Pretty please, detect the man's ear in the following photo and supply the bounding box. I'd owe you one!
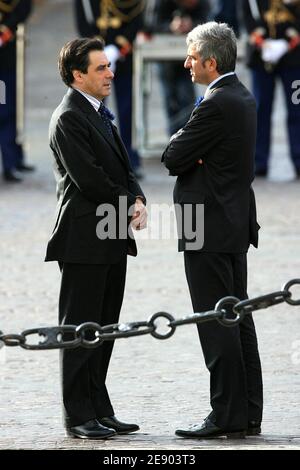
[208,57,217,72]
[72,69,83,83]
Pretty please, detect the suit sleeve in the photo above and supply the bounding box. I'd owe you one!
[51,110,140,207]
[162,99,225,175]
[127,169,146,205]
[112,124,146,205]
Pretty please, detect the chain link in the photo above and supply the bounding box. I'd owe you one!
[0,278,299,351]
[283,279,300,305]
[0,334,25,347]
[21,326,82,350]
[233,291,290,316]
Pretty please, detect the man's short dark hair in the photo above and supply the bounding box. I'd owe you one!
[58,37,105,86]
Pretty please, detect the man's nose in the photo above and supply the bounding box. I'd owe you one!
[184,58,190,68]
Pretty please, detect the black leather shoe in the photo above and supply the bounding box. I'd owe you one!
[66,418,116,439]
[247,420,261,436]
[175,418,246,439]
[16,163,35,172]
[97,415,139,434]
[3,170,23,182]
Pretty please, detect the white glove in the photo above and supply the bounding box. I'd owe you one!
[104,44,121,73]
[261,39,289,64]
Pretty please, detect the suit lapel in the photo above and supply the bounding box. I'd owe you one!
[67,88,128,168]
[88,112,129,169]
[190,75,239,119]
[112,125,131,166]
[87,111,120,154]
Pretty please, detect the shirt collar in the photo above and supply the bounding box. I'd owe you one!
[204,72,235,98]
[72,87,101,112]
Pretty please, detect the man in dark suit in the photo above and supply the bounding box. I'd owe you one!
[74,0,146,177]
[162,21,263,439]
[46,37,146,439]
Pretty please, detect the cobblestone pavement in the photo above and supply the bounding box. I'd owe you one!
[0,0,299,450]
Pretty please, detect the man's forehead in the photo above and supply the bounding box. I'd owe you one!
[187,44,198,57]
[88,50,108,65]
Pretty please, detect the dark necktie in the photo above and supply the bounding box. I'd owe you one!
[98,102,115,137]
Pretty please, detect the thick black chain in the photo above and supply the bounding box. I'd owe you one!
[0,279,299,351]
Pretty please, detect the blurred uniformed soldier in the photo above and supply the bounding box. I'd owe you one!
[74,0,146,177]
[151,0,210,136]
[213,0,240,36]
[0,0,34,182]
[243,0,300,177]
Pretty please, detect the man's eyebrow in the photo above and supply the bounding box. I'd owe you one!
[96,62,111,70]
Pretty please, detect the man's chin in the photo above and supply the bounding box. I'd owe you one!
[97,91,111,100]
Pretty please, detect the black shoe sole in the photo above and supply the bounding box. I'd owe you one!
[225,431,246,439]
[175,430,246,439]
[66,430,116,439]
[115,428,139,435]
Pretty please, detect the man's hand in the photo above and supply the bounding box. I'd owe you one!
[131,198,147,231]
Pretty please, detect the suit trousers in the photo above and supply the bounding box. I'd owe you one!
[58,257,127,428]
[184,251,263,430]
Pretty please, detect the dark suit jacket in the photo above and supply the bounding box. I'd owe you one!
[45,88,145,264]
[162,74,260,253]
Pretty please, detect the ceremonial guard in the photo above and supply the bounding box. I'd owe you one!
[213,0,240,36]
[0,0,33,182]
[151,0,210,136]
[243,0,300,177]
[74,0,146,177]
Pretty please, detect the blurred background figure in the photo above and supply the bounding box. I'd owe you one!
[150,0,210,136]
[0,0,34,183]
[212,0,241,36]
[243,0,300,178]
[74,0,146,179]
